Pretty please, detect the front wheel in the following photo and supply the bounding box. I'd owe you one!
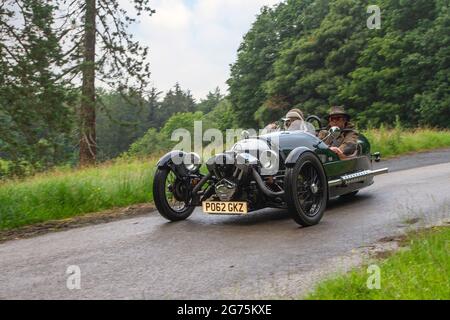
[153,168,195,221]
[284,152,328,226]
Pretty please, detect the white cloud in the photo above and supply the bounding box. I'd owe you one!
[120,0,280,101]
[149,0,193,30]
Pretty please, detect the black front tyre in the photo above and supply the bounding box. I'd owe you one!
[153,168,195,221]
[284,152,328,226]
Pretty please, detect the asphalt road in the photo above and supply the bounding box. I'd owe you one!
[0,149,449,299]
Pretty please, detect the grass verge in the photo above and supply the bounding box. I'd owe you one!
[306,226,450,300]
[0,157,157,230]
[363,127,450,158]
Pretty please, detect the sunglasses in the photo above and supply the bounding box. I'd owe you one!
[329,116,346,122]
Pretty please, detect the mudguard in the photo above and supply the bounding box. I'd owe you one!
[156,150,186,169]
[284,147,318,168]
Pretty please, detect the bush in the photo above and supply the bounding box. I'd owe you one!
[204,99,237,132]
[0,159,11,179]
[129,111,219,157]
[0,159,36,179]
[128,128,171,157]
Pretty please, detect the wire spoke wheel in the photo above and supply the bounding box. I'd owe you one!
[296,161,323,217]
[285,152,328,226]
[165,171,188,212]
[153,168,195,222]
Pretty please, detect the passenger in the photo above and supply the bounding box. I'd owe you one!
[318,106,359,160]
[264,108,304,132]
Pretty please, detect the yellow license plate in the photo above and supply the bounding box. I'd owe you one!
[202,201,248,215]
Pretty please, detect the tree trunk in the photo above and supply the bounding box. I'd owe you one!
[79,0,96,166]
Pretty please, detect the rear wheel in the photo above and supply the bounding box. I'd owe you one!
[285,153,328,226]
[153,168,195,221]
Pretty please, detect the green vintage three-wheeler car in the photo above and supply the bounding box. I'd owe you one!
[153,117,388,226]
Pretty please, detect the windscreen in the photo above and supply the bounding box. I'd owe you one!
[285,119,316,135]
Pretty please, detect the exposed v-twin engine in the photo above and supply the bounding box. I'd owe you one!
[215,178,237,201]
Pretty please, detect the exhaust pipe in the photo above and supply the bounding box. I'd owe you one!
[251,168,285,198]
[328,168,388,188]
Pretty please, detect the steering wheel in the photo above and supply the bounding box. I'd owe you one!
[305,115,324,132]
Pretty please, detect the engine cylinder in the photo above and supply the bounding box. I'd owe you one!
[215,179,237,201]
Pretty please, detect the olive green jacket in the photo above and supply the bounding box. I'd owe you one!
[318,122,359,156]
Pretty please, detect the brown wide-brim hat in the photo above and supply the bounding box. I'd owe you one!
[328,106,350,120]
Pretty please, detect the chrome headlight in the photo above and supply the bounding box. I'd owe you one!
[259,150,279,175]
[232,139,271,154]
[183,152,201,172]
[236,153,258,165]
[235,152,258,171]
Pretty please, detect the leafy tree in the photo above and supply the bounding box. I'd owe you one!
[128,128,169,157]
[227,6,280,129]
[96,91,152,160]
[155,83,196,128]
[204,99,237,132]
[338,0,449,127]
[129,111,205,157]
[0,0,74,173]
[227,0,330,128]
[266,0,369,117]
[54,0,155,166]
[197,87,223,114]
[160,111,204,139]
[146,87,163,129]
[228,0,450,129]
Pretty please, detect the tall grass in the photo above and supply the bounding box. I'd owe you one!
[306,227,450,299]
[363,126,450,158]
[0,157,157,230]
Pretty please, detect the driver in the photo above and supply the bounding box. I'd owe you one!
[318,106,359,160]
[264,108,304,132]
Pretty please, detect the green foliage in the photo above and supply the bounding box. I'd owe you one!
[339,0,449,127]
[128,128,171,157]
[96,91,155,160]
[228,0,450,129]
[197,87,223,114]
[128,98,239,158]
[96,83,202,161]
[0,159,12,179]
[203,99,237,132]
[268,0,369,117]
[227,6,284,128]
[306,227,450,299]
[128,97,239,157]
[0,158,37,179]
[0,157,157,230]
[160,111,204,138]
[155,83,197,129]
[364,127,450,158]
[128,111,205,157]
[0,0,75,169]
[64,0,155,165]
[227,0,330,128]
[253,96,291,128]
[145,87,163,129]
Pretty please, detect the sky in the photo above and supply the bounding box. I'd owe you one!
[120,0,281,101]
